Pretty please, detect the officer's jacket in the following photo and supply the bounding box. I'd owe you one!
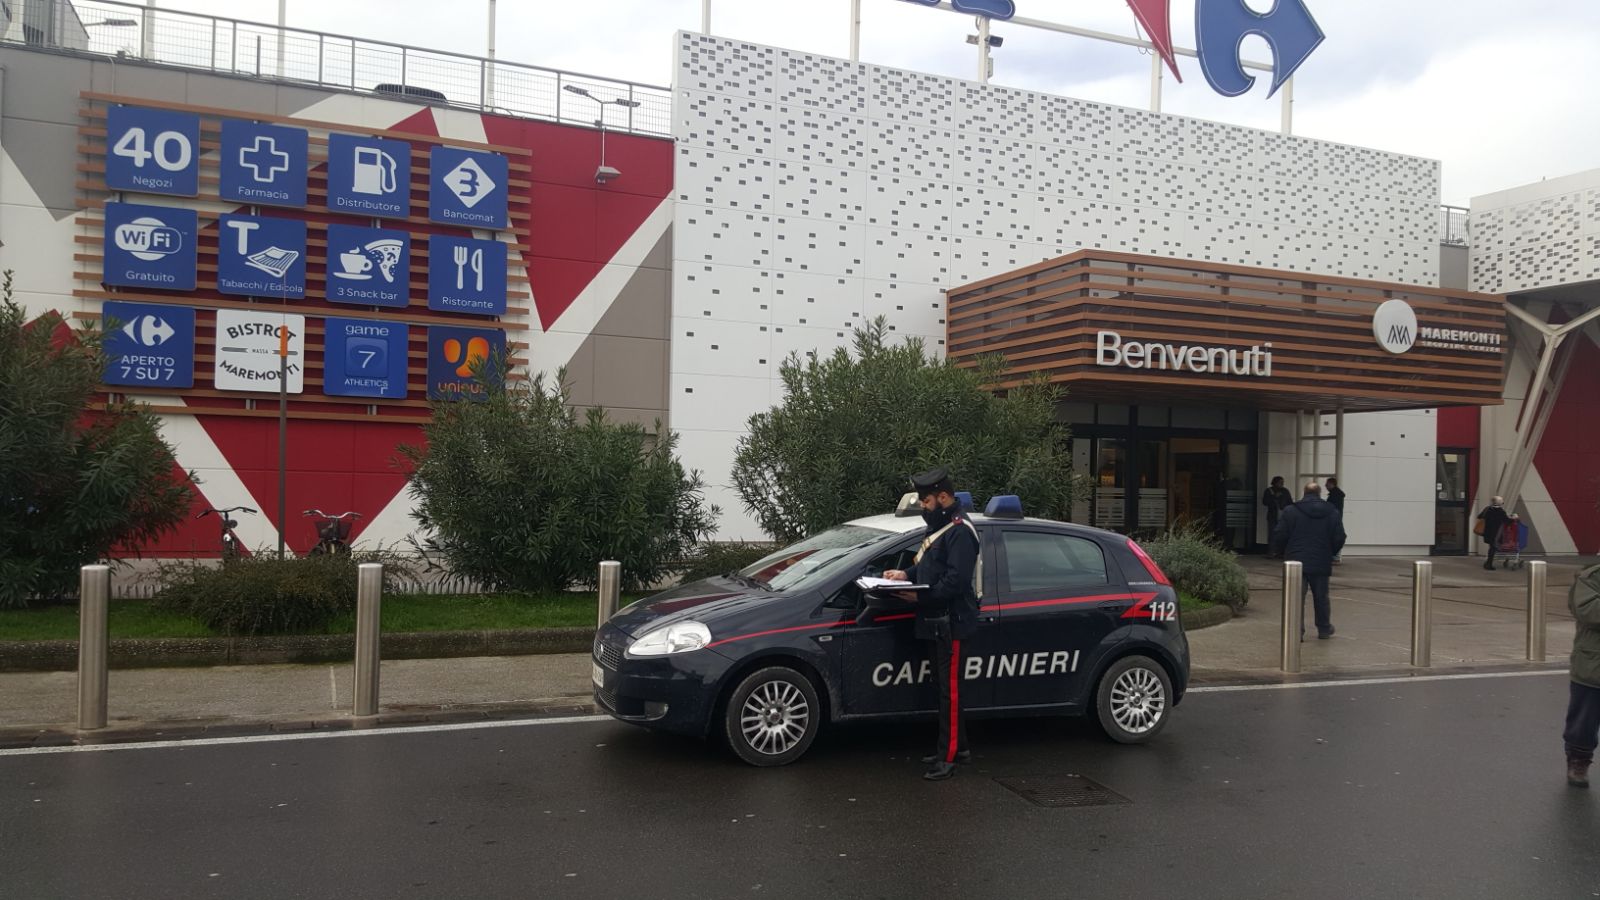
[905,505,981,639]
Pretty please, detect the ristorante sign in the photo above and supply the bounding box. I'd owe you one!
[901,0,1325,98]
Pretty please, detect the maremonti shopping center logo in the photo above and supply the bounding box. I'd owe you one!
[1372,299,1504,356]
[903,0,1326,98]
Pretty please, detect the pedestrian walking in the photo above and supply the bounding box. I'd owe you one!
[1564,564,1600,788]
[1326,477,1346,563]
[1270,480,1347,640]
[882,467,981,781]
[1262,476,1293,556]
[1475,496,1511,571]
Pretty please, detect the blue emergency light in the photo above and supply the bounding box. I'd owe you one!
[984,495,1024,519]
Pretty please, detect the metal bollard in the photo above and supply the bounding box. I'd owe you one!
[77,565,111,731]
[1280,560,1303,674]
[1526,560,1547,662]
[353,563,383,717]
[1410,560,1432,668]
[597,561,622,627]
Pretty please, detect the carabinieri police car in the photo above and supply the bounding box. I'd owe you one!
[593,494,1190,766]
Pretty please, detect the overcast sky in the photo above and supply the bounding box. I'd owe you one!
[133,0,1599,205]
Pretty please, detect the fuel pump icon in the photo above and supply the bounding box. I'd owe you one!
[352,146,398,196]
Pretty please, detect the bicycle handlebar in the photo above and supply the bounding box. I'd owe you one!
[302,509,363,520]
[197,506,257,518]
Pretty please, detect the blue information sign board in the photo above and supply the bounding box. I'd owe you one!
[427,326,505,401]
[102,202,197,291]
[220,120,309,208]
[325,224,411,308]
[105,105,200,197]
[427,236,507,316]
[326,134,412,218]
[216,214,307,298]
[428,146,510,230]
[101,301,195,389]
[323,317,409,399]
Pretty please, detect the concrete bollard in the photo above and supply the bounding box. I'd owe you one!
[598,561,621,627]
[77,565,111,730]
[353,563,383,717]
[1526,560,1547,663]
[1410,560,1432,668]
[1280,560,1303,674]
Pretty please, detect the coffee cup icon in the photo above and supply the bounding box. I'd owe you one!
[336,249,373,279]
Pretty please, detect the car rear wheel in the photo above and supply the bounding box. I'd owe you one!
[724,666,820,767]
[1094,655,1172,744]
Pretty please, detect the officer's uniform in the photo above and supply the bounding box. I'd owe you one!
[902,468,981,777]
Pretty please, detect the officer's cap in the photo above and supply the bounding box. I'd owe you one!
[910,467,955,499]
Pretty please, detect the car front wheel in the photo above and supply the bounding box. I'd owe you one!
[1094,655,1172,744]
[723,666,821,766]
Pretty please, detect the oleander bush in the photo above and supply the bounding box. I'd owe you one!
[676,542,778,585]
[1142,523,1251,610]
[155,551,407,636]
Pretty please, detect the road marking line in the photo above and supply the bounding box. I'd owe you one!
[0,714,613,758]
[1190,669,1567,694]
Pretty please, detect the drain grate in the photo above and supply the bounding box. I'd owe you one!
[995,775,1131,809]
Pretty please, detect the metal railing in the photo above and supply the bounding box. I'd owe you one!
[1440,204,1470,247]
[5,0,672,138]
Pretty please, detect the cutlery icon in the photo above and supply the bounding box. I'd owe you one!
[470,248,484,292]
[453,244,468,290]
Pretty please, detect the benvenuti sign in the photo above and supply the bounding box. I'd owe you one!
[1095,331,1274,377]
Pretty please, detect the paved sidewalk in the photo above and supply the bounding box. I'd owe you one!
[1,555,1592,745]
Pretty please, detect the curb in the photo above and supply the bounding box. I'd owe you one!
[0,627,597,673]
[1181,603,1234,630]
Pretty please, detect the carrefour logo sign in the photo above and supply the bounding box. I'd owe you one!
[1372,300,1504,355]
[903,0,1324,98]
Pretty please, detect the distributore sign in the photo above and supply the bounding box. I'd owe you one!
[901,0,1324,97]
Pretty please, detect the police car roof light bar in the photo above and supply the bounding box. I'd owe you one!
[894,492,922,517]
[984,495,1024,519]
[955,491,974,512]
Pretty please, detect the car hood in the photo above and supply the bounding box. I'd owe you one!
[607,576,769,637]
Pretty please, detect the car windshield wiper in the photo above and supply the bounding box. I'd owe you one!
[725,571,772,591]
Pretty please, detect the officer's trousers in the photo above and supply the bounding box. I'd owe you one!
[927,631,968,763]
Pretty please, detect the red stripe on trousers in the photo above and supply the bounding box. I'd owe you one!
[947,639,961,763]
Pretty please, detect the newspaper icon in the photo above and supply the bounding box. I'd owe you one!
[245,246,300,279]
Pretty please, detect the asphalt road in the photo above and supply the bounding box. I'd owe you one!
[3,673,1596,900]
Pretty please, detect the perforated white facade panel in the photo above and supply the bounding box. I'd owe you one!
[1468,168,1600,294]
[672,33,1443,539]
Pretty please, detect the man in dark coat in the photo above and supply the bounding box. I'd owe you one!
[1476,496,1511,571]
[1262,476,1293,556]
[1326,477,1347,563]
[1564,564,1600,787]
[1271,481,1347,640]
[883,467,980,781]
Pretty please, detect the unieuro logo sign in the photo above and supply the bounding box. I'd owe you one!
[1372,300,1504,355]
[901,0,1324,98]
[1096,330,1273,377]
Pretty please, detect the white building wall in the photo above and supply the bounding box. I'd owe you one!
[1469,168,1600,295]
[672,33,1443,541]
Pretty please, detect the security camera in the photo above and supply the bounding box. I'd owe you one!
[595,165,622,184]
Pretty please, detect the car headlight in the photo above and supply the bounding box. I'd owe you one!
[626,621,713,658]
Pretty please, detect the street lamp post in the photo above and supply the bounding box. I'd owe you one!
[560,85,641,184]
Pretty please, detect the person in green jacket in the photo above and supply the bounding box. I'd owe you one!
[1565,564,1600,788]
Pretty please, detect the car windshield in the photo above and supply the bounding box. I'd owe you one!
[737,525,895,592]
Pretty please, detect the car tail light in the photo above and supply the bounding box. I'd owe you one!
[1125,538,1171,586]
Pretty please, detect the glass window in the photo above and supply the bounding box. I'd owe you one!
[1002,531,1110,592]
[740,525,895,591]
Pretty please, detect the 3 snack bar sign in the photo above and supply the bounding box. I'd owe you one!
[900,0,1324,98]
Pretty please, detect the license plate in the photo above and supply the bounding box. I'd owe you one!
[592,661,605,688]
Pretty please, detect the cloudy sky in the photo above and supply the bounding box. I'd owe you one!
[123,0,1599,205]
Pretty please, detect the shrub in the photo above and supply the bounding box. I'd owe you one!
[399,366,718,594]
[0,273,193,607]
[1142,524,1250,610]
[155,552,406,636]
[677,541,778,585]
[732,317,1076,543]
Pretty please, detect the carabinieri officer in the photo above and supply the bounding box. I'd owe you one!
[884,468,981,781]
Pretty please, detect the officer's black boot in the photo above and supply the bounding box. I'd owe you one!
[1568,756,1591,789]
[923,761,957,781]
[921,750,971,764]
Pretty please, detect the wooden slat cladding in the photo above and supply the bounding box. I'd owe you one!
[946,251,1507,412]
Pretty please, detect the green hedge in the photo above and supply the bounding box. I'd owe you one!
[155,553,406,636]
[1142,524,1250,610]
[676,542,778,585]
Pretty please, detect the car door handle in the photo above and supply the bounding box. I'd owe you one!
[1097,601,1124,610]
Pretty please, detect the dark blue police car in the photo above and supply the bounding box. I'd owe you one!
[593,495,1190,766]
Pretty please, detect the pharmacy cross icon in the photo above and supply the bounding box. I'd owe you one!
[443,157,497,209]
[239,135,291,183]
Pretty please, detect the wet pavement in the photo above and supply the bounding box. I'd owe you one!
[3,672,1596,899]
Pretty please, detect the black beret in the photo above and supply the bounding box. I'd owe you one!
[910,467,954,498]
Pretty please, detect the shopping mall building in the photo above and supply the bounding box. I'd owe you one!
[2,1,1596,558]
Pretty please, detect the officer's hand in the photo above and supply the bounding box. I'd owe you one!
[883,569,907,582]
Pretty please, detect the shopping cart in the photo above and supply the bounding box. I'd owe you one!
[1495,516,1529,570]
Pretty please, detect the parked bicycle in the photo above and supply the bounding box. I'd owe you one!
[197,506,256,562]
[303,509,362,555]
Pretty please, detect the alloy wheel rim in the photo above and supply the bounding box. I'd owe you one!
[1109,667,1165,735]
[740,680,810,755]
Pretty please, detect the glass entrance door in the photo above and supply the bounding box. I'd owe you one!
[1432,450,1471,555]
[1169,438,1222,532]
